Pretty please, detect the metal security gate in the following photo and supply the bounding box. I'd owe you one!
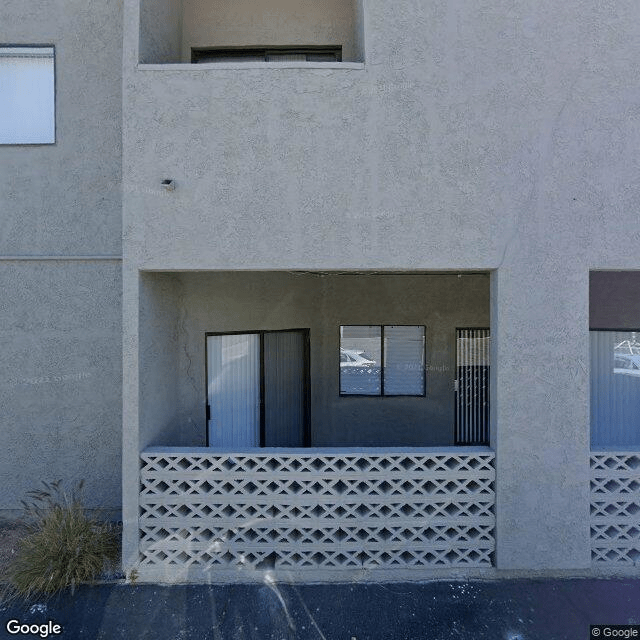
[455,328,490,445]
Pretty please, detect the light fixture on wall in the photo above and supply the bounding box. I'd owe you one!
[161,179,175,191]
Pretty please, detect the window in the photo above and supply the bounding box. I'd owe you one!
[340,325,425,396]
[192,46,342,63]
[590,329,640,447]
[0,46,55,144]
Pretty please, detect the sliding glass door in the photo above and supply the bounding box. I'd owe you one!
[206,330,309,448]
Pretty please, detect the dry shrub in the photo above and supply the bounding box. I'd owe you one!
[5,480,118,599]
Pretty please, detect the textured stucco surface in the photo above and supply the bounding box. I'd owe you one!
[139,0,182,64]
[138,272,181,448]
[138,271,489,448]
[0,0,123,516]
[0,262,122,514]
[0,0,123,256]
[119,0,640,574]
[7,0,639,578]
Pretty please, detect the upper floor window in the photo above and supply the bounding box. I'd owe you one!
[192,46,342,64]
[0,46,55,144]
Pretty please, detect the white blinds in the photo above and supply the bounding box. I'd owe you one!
[0,47,55,144]
[340,325,425,396]
[590,330,640,447]
[207,334,260,448]
[384,326,425,395]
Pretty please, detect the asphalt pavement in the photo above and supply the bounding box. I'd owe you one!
[1,578,639,639]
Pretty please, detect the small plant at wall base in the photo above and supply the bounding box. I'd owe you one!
[4,480,119,599]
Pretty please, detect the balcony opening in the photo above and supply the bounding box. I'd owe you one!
[139,0,365,64]
[138,271,490,449]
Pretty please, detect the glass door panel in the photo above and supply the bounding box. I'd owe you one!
[206,333,260,447]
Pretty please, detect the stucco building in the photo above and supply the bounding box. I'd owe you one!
[2,0,640,582]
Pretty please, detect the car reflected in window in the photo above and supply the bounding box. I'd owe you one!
[339,348,376,368]
[613,354,640,377]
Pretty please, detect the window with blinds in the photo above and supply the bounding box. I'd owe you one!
[192,46,342,63]
[0,46,55,144]
[340,325,425,396]
[590,329,640,447]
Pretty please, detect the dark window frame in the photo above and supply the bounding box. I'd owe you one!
[339,325,427,398]
[192,45,342,64]
[204,328,311,448]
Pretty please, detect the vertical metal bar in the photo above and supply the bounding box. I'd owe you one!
[457,330,460,443]
[259,334,265,447]
[461,329,464,443]
[456,329,461,444]
[476,329,480,444]
[468,329,472,443]
[480,329,484,444]
[480,329,484,443]
[480,328,484,443]
[485,328,489,444]
[205,334,209,447]
[304,330,311,447]
[380,325,385,396]
[472,329,476,443]
[477,329,480,443]
[464,329,468,443]
[463,329,467,443]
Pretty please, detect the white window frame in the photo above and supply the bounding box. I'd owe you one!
[0,45,55,145]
